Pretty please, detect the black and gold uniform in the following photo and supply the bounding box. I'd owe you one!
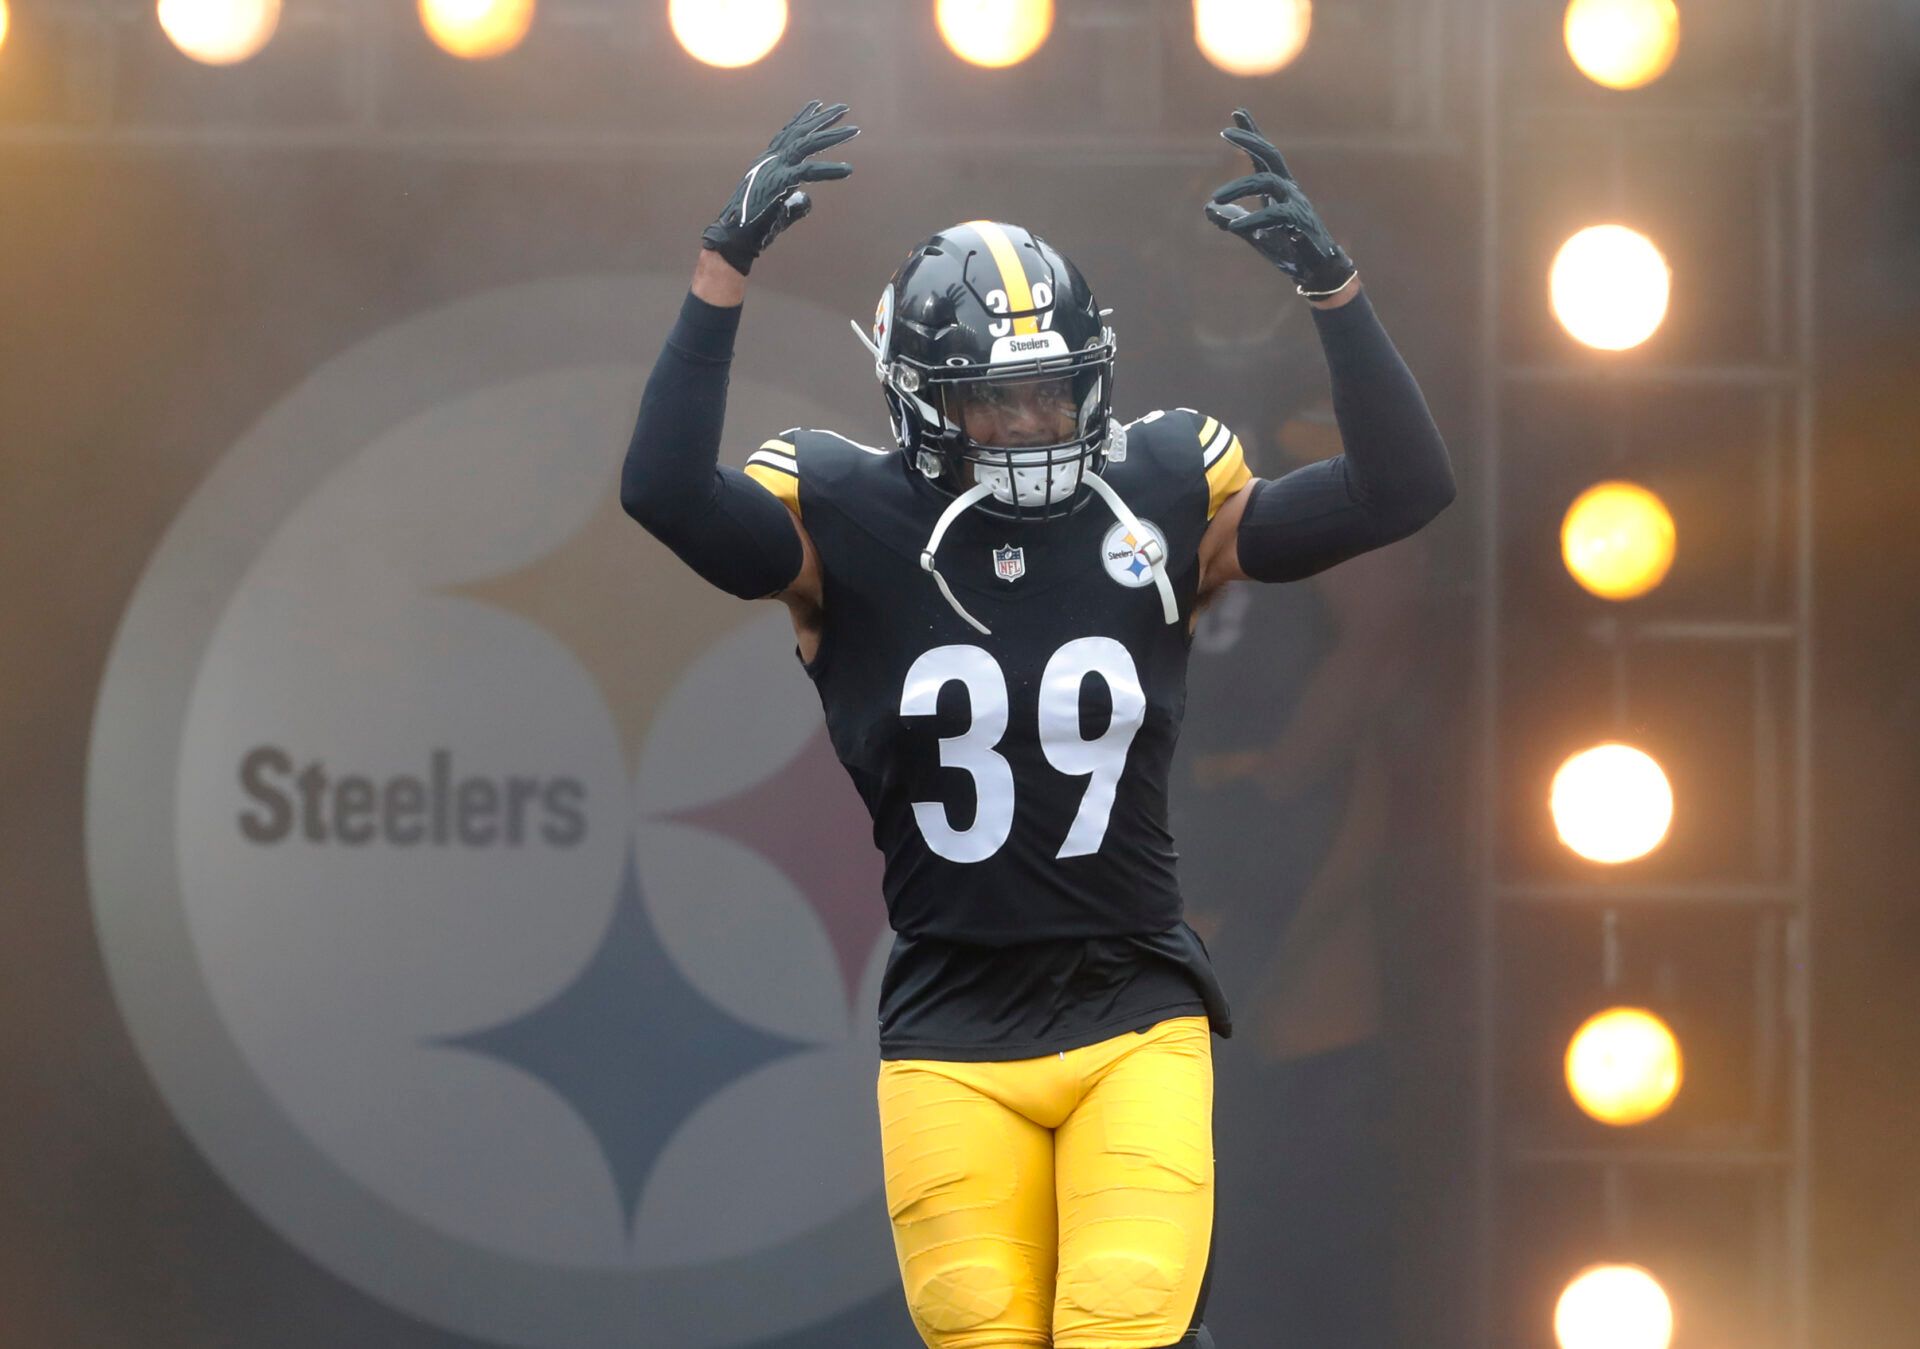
[745,408,1249,1061]
[624,164,1452,1347]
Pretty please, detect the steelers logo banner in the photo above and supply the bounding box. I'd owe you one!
[87,276,897,1348]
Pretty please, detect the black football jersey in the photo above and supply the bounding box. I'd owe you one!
[745,408,1250,1057]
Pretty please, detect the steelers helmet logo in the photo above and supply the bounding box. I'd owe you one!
[1101,518,1168,589]
[87,276,898,1347]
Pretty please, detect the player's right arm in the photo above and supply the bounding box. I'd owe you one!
[619,101,855,628]
[619,250,824,622]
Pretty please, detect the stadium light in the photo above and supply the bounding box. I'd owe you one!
[419,0,536,61]
[1555,1263,1675,1349]
[157,0,280,66]
[1193,0,1312,77]
[670,0,787,69]
[1550,224,1671,351]
[1561,481,1676,600]
[1564,0,1681,91]
[936,0,1053,70]
[1550,743,1673,865]
[1565,1007,1683,1125]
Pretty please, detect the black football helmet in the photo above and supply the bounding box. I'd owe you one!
[852,221,1119,522]
[850,221,1173,636]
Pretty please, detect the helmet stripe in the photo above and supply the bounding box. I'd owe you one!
[963,220,1040,335]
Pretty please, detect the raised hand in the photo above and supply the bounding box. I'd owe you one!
[1204,107,1356,298]
[701,100,860,276]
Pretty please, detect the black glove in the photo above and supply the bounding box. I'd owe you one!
[1204,108,1356,298]
[700,100,859,276]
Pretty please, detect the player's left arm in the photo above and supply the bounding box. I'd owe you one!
[1195,108,1456,595]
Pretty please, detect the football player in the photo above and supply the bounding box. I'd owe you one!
[622,99,1454,1349]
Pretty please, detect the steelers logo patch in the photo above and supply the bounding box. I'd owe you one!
[1101,518,1167,589]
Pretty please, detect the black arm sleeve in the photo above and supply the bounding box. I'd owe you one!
[1236,288,1456,583]
[619,291,805,599]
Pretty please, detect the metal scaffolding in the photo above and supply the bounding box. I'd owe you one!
[1473,0,1815,1345]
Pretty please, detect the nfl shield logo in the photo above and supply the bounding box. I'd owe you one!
[993,543,1026,582]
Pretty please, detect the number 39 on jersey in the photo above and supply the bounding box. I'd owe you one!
[900,638,1144,864]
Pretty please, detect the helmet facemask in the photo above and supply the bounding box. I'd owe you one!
[887,330,1117,523]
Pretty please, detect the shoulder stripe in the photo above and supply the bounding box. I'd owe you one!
[744,436,801,516]
[1204,435,1251,520]
[1202,423,1234,467]
[1198,415,1220,446]
[747,449,798,477]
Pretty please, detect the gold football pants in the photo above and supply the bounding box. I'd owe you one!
[877,1015,1214,1348]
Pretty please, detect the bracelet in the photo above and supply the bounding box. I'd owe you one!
[1296,269,1358,300]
